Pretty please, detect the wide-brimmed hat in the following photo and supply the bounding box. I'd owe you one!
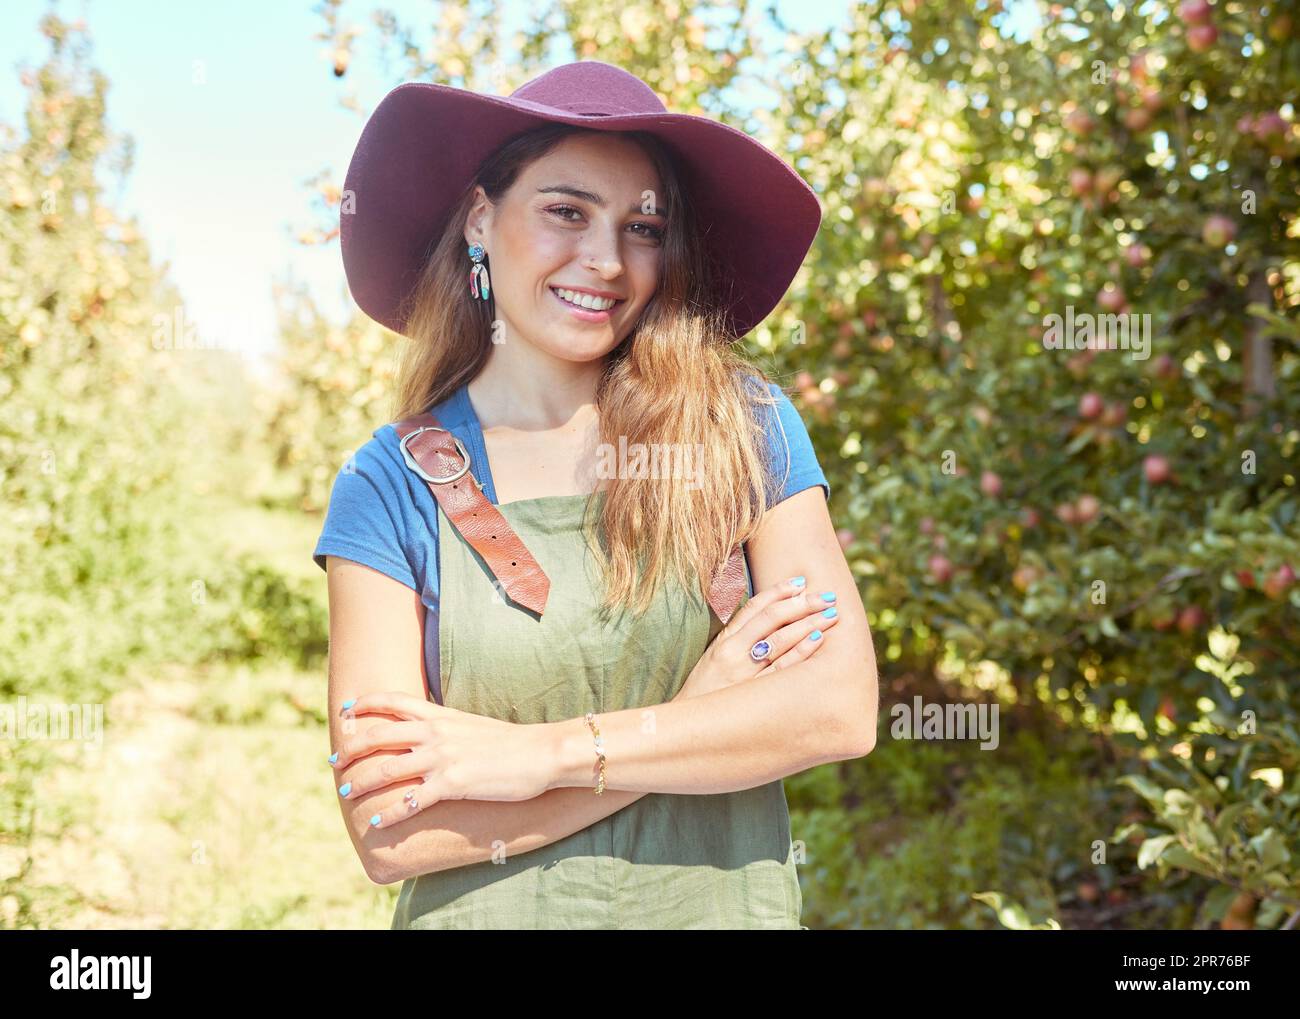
[340,60,822,340]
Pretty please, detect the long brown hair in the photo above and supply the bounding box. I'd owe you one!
[391,123,793,618]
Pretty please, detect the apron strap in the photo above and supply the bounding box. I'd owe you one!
[392,412,749,624]
[394,412,551,616]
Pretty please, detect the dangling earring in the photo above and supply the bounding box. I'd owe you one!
[468,243,491,301]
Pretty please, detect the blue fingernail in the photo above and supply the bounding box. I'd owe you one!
[370,814,381,827]
[810,629,822,640]
[823,606,838,618]
[341,698,356,711]
[791,576,806,586]
[328,751,338,764]
[339,782,351,797]
[821,592,836,602]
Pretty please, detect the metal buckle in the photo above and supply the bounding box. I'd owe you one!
[399,426,479,487]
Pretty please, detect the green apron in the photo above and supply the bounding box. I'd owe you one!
[391,491,805,929]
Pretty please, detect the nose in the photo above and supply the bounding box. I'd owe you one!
[580,227,626,279]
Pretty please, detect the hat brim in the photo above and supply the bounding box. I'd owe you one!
[341,81,823,340]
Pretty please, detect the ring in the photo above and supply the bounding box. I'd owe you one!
[749,639,772,662]
[404,791,419,811]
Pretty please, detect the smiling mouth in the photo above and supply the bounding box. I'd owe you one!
[549,287,625,312]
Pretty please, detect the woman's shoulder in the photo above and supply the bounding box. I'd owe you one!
[739,373,830,504]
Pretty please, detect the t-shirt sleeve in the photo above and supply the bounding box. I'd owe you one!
[312,435,419,592]
[757,380,831,505]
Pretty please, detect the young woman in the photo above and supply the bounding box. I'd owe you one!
[313,61,879,929]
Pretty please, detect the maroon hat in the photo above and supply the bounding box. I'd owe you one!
[340,60,823,340]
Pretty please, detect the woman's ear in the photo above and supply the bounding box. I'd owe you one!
[464,185,494,247]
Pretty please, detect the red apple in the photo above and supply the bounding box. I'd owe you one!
[1130,50,1150,84]
[980,470,1003,498]
[1098,284,1126,313]
[1011,564,1040,593]
[1150,353,1180,380]
[1079,392,1104,419]
[928,554,954,583]
[1140,86,1163,113]
[836,528,855,551]
[919,516,936,535]
[1067,353,1093,379]
[1263,564,1295,600]
[1125,243,1150,267]
[1177,605,1206,634]
[1068,167,1094,197]
[1065,109,1096,136]
[1075,494,1101,523]
[1020,507,1040,529]
[1055,501,1079,525]
[1202,214,1237,248]
[1124,107,1152,132]
[1157,696,1177,722]
[1187,23,1218,52]
[1253,112,1288,140]
[1236,569,1256,589]
[1143,454,1172,484]
[1101,401,1127,427]
[1178,0,1212,24]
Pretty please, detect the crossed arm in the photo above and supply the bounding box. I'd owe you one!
[326,486,878,885]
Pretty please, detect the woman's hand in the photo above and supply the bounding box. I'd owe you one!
[329,691,553,830]
[675,575,839,700]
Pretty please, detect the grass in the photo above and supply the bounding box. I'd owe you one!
[13,501,403,929]
[22,659,399,928]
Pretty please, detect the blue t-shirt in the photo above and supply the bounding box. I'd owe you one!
[312,377,830,704]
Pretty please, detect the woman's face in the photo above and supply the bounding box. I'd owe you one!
[465,133,666,364]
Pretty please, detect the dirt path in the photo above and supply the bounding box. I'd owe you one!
[26,667,199,927]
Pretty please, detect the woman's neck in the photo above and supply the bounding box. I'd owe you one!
[467,358,604,432]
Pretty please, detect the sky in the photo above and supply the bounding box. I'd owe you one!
[0,1,1039,378]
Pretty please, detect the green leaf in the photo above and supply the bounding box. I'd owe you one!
[1248,828,1291,872]
[1118,774,1165,807]
[1138,834,1175,869]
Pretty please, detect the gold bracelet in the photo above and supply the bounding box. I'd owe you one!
[583,711,606,794]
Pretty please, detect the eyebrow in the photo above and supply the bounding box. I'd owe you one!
[536,184,666,218]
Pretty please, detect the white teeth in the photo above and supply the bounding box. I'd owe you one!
[553,287,616,311]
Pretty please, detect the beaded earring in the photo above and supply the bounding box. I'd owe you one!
[468,243,491,301]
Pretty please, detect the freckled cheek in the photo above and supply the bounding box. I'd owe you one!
[498,224,568,277]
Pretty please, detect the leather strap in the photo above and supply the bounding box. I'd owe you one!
[394,412,550,616]
[708,542,748,626]
[393,412,749,624]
